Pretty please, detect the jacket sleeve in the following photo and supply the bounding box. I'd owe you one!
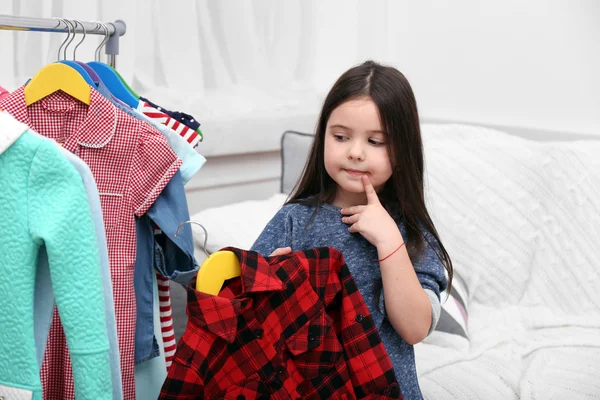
[147,170,199,284]
[329,251,402,399]
[28,141,111,399]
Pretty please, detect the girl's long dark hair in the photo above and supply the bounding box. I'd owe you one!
[287,60,453,300]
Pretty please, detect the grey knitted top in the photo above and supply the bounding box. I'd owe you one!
[251,201,447,400]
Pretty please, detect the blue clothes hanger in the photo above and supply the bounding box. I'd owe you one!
[87,61,139,108]
[87,22,139,108]
[60,61,95,86]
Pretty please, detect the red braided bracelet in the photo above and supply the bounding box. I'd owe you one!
[378,242,405,262]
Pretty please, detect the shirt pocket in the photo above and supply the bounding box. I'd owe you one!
[98,192,123,231]
[284,308,343,379]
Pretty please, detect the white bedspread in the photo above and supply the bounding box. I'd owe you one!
[416,124,600,399]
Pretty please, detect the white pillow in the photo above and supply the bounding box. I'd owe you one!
[422,124,545,307]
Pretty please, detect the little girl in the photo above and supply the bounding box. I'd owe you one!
[251,60,453,400]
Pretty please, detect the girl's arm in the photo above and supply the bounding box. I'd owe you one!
[378,234,432,345]
[342,176,447,344]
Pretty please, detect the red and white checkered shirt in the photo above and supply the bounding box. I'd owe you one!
[160,247,402,399]
[1,87,182,400]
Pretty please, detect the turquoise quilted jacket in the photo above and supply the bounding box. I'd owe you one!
[0,111,111,399]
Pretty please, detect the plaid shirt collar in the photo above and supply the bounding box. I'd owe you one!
[1,86,117,148]
[187,247,285,343]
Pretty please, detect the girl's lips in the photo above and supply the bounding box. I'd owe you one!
[344,169,367,177]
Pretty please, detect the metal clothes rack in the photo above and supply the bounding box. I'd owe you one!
[0,15,126,68]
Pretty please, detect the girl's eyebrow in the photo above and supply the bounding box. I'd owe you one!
[328,124,352,131]
[328,124,386,135]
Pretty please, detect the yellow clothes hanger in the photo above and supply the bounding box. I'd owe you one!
[175,221,241,296]
[24,62,91,106]
[195,251,241,295]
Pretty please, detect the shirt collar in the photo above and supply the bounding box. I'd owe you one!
[0,111,29,155]
[1,86,117,148]
[186,248,285,343]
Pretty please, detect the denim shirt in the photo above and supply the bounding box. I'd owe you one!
[147,171,198,285]
[134,170,199,364]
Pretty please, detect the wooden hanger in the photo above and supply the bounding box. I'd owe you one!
[175,221,241,296]
[24,62,91,106]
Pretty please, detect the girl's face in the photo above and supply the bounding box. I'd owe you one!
[324,96,393,207]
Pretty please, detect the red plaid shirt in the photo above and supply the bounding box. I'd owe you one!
[1,87,182,400]
[159,247,402,400]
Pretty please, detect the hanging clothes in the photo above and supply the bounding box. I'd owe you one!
[134,101,203,368]
[159,247,402,399]
[144,170,199,367]
[111,98,202,368]
[0,111,112,400]
[1,87,182,400]
[105,90,203,367]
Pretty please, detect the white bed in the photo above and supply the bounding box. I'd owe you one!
[175,122,600,399]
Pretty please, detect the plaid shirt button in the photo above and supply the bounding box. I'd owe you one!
[255,329,263,339]
[356,314,364,322]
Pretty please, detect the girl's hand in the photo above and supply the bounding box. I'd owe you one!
[341,175,403,250]
[270,247,292,257]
